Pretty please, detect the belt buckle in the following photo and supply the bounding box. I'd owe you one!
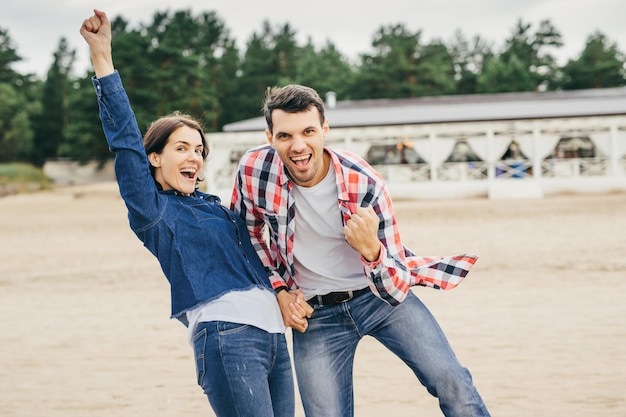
[339,290,354,303]
[314,290,355,307]
[327,290,354,305]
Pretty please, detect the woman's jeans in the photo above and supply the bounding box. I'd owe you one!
[293,290,491,417]
[192,321,294,417]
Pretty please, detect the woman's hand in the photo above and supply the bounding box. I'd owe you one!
[79,9,114,78]
[277,289,313,333]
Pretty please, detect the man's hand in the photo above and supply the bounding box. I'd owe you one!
[277,289,313,333]
[79,9,114,78]
[343,206,382,262]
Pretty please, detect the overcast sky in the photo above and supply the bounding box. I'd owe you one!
[3,0,626,78]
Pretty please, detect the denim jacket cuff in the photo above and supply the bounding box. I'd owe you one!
[91,70,123,97]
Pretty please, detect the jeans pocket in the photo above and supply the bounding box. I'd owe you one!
[218,321,251,335]
[192,327,208,386]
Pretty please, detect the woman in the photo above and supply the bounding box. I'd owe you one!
[79,10,310,417]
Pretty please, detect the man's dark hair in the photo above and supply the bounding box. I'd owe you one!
[263,84,326,133]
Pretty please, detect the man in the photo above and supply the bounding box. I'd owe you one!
[231,84,491,417]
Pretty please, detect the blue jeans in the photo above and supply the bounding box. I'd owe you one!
[293,290,490,417]
[192,321,294,417]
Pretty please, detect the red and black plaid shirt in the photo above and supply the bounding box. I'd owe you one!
[231,145,477,306]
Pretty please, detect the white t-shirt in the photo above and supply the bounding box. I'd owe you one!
[292,166,369,300]
[185,287,285,345]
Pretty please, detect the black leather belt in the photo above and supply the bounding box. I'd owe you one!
[308,287,370,307]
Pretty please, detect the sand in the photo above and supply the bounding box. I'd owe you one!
[1,182,625,417]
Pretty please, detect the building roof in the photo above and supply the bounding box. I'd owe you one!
[223,87,626,132]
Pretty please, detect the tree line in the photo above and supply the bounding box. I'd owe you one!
[0,9,624,166]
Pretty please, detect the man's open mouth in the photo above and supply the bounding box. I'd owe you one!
[291,155,311,168]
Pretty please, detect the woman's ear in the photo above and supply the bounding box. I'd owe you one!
[148,152,161,167]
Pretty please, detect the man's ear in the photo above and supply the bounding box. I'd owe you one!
[265,129,273,147]
[148,152,161,167]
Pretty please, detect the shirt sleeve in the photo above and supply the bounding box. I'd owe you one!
[361,182,478,306]
[92,71,162,231]
[230,155,289,290]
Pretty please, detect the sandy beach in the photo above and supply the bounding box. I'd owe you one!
[1,182,625,417]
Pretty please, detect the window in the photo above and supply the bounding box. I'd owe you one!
[366,141,424,165]
[551,137,596,159]
[445,140,482,163]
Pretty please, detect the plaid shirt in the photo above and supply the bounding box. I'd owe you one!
[230,145,478,306]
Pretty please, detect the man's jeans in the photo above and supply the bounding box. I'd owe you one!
[293,290,490,417]
[192,321,294,417]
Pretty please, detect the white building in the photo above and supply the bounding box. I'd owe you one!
[206,87,626,200]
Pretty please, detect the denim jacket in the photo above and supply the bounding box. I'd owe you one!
[93,71,272,323]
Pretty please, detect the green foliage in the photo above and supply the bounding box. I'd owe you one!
[0,163,51,196]
[560,32,626,89]
[143,10,219,122]
[0,27,23,85]
[236,20,301,119]
[414,42,456,96]
[32,37,76,166]
[449,30,495,94]
[0,163,50,184]
[0,12,625,168]
[0,83,35,162]
[490,18,563,92]
[352,24,457,99]
[60,78,110,164]
[477,53,535,93]
[106,16,156,131]
[293,40,356,101]
[354,23,423,99]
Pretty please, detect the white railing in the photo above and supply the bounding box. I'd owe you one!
[541,157,610,178]
[210,157,622,194]
[618,156,626,175]
[375,157,615,183]
[494,160,533,179]
[437,162,488,181]
[212,167,238,189]
[373,163,431,182]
